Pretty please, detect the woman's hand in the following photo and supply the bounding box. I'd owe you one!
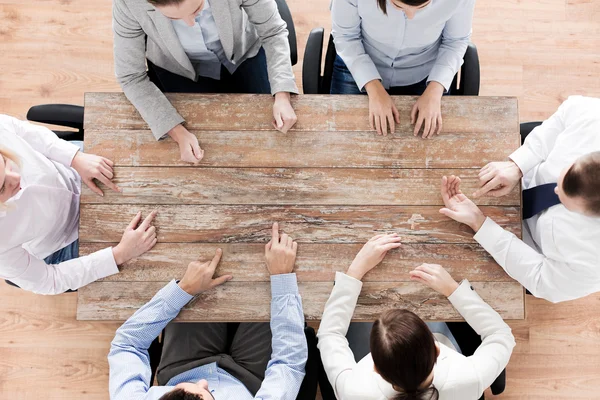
[112,211,159,265]
[346,234,402,281]
[178,248,233,296]
[273,92,298,133]
[71,152,120,196]
[409,263,459,297]
[365,80,400,136]
[411,81,444,139]
[168,124,204,164]
[440,175,486,232]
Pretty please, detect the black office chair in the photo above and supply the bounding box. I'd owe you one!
[302,30,481,96]
[148,325,320,399]
[521,121,543,145]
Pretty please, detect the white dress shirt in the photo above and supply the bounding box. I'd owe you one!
[474,96,600,303]
[0,115,118,295]
[331,0,475,91]
[171,0,237,80]
[317,272,515,400]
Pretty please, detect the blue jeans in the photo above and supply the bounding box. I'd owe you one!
[346,321,461,362]
[43,240,80,265]
[151,47,271,94]
[330,54,437,96]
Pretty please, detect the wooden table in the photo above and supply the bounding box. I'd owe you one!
[76,93,524,322]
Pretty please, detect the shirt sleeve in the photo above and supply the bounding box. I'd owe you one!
[242,0,299,95]
[108,280,194,400]
[0,246,118,295]
[316,272,363,399]
[447,280,516,397]
[427,0,475,91]
[509,97,570,175]
[331,0,382,91]
[112,0,185,140]
[474,217,595,303]
[0,114,80,167]
[255,273,307,400]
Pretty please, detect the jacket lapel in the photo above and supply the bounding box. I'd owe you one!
[208,0,234,60]
[146,8,195,75]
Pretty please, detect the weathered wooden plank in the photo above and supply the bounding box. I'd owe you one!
[81,243,513,282]
[76,281,525,321]
[79,205,521,244]
[83,93,519,134]
[80,167,520,206]
[84,129,520,169]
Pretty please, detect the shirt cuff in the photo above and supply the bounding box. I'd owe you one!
[336,271,363,291]
[162,279,195,310]
[94,247,120,280]
[509,146,541,176]
[350,59,383,92]
[427,65,456,92]
[447,279,483,310]
[473,217,507,254]
[271,273,299,296]
[54,140,82,168]
[271,80,300,96]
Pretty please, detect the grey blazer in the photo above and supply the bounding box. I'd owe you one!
[113,0,298,139]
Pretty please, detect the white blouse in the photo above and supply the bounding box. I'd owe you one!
[317,272,516,400]
[0,115,118,294]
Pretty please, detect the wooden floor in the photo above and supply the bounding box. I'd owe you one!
[1,0,599,398]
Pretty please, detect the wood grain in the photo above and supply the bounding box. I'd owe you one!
[79,204,521,244]
[80,243,515,282]
[83,93,519,133]
[84,129,520,168]
[77,281,525,322]
[80,167,521,206]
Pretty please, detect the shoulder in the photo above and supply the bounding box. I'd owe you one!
[548,209,600,267]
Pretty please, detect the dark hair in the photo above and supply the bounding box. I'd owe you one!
[370,309,439,400]
[147,0,187,6]
[159,389,203,400]
[562,151,600,216]
[376,0,430,15]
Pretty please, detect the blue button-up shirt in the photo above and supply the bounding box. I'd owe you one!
[331,0,476,91]
[171,0,237,80]
[108,274,307,400]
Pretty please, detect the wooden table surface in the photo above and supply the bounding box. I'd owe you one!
[77,93,524,322]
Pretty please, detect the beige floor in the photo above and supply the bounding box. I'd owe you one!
[1,0,600,399]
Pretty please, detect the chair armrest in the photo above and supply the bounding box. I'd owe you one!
[490,368,506,395]
[275,0,297,66]
[520,121,543,144]
[460,42,480,96]
[27,104,84,131]
[302,28,325,95]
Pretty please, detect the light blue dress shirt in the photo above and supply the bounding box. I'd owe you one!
[171,0,237,80]
[108,275,307,400]
[331,0,476,91]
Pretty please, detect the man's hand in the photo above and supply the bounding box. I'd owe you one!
[409,263,459,297]
[178,249,233,296]
[440,175,486,232]
[71,151,120,196]
[474,161,523,198]
[346,234,402,281]
[365,80,400,136]
[272,92,298,133]
[411,81,444,139]
[167,124,204,164]
[113,210,159,265]
[265,222,298,275]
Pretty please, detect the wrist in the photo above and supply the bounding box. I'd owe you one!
[444,281,460,297]
[470,212,487,233]
[112,245,126,265]
[70,150,82,168]
[167,124,185,142]
[364,79,384,96]
[177,280,194,296]
[510,160,524,178]
[346,264,366,281]
[425,81,445,97]
[274,92,291,102]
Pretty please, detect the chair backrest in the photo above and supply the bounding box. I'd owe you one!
[274,0,297,66]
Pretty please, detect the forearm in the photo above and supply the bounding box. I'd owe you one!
[255,273,307,399]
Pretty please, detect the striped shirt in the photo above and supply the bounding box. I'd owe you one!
[108,274,307,399]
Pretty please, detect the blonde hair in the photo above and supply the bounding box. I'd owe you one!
[0,146,20,209]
